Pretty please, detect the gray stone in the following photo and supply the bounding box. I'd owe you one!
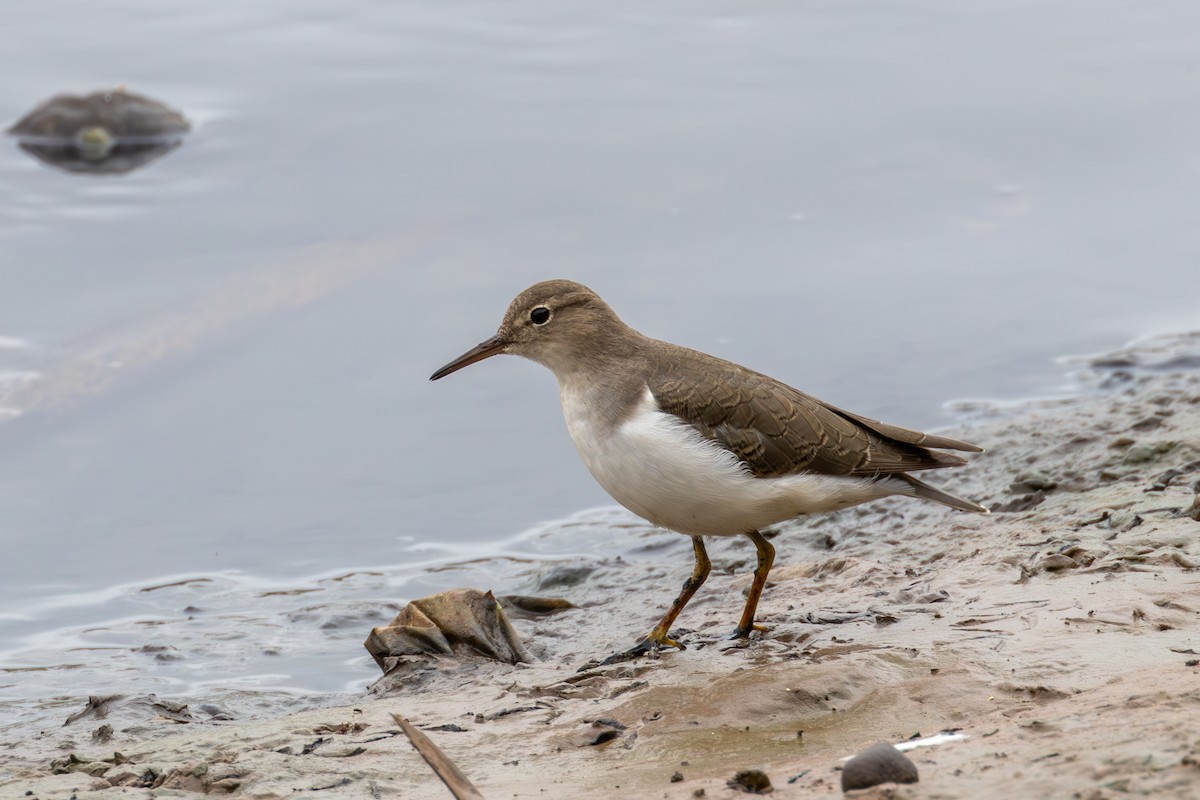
[841,742,918,792]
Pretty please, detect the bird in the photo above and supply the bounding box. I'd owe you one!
[431,280,987,662]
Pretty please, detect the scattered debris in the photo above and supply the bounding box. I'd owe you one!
[992,491,1047,513]
[537,565,595,590]
[575,719,625,747]
[313,721,369,735]
[63,694,195,727]
[64,694,120,725]
[496,595,575,616]
[727,769,773,794]
[894,731,968,751]
[365,589,531,670]
[1186,493,1200,522]
[393,713,484,800]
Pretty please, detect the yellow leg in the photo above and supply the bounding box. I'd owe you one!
[646,536,711,647]
[733,530,775,638]
[601,536,710,664]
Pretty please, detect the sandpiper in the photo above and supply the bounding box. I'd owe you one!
[431,280,987,661]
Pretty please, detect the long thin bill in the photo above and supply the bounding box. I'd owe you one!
[429,335,506,380]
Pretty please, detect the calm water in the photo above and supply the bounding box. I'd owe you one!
[2,0,1200,726]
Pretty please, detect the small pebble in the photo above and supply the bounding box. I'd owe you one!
[1124,441,1175,463]
[1009,472,1057,493]
[841,742,919,791]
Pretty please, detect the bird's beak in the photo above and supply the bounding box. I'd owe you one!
[430,334,507,380]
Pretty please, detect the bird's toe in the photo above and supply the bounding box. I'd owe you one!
[597,633,685,666]
[729,623,770,640]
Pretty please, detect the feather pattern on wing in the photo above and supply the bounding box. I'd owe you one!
[645,342,979,479]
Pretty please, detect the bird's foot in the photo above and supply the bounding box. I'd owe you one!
[729,623,769,640]
[598,633,685,666]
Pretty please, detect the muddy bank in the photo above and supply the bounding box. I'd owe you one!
[4,335,1200,799]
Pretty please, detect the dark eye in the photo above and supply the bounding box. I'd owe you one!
[530,306,551,326]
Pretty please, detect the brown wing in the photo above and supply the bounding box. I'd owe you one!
[647,345,978,479]
[812,400,983,453]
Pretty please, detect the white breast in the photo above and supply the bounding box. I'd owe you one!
[559,384,903,537]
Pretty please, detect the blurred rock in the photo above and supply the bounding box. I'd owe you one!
[841,742,918,792]
[7,87,189,175]
[1009,472,1057,493]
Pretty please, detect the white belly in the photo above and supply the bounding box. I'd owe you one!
[560,385,901,537]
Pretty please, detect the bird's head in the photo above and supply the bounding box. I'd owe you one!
[430,279,632,380]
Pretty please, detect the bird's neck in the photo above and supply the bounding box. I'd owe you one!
[552,328,653,432]
[539,322,649,383]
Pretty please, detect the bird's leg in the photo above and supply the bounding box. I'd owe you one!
[600,536,710,665]
[731,530,775,639]
[644,536,712,648]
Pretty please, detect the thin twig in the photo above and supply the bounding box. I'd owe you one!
[392,713,485,800]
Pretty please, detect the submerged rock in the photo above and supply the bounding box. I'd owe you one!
[364,588,533,670]
[841,742,919,791]
[7,87,189,175]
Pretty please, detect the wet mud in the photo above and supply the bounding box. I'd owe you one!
[4,334,1200,798]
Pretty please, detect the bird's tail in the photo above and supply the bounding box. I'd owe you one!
[893,473,990,514]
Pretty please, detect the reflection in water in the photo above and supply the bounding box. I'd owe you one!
[7,88,189,176]
[0,239,402,419]
[16,139,183,176]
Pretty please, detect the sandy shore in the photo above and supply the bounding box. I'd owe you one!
[5,335,1200,799]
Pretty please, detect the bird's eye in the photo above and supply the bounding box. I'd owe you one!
[530,306,551,326]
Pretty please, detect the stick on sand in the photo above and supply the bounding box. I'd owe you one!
[392,713,485,800]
